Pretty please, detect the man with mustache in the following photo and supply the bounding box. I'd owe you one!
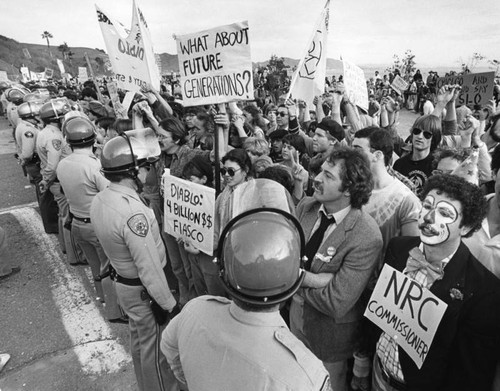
[372,174,500,391]
[290,147,383,391]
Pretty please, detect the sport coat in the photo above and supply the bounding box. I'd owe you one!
[290,197,383,362]
[384,236,500,391]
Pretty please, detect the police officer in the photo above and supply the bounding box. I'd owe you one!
[36,98,82,264]
[161,208,332,391]
[90,129,180,391]
[5,87,26,129]
[56,114,124,319]
[15,101,42,184]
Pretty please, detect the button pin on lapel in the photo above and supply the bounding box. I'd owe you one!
[327,246,336,256]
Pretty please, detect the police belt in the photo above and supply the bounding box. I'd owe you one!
[111,265,168,287]
[72,215,91,223]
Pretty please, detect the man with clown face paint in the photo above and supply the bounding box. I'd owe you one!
[372,174,500,391]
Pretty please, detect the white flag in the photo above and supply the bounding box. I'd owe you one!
[288,0,329,107]
[96,0,160,92]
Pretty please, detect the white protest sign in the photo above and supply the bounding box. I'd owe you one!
[57,59,66,74]
[20,67,30,82]
[436,72,495,107]
[29,71,38,81]
[44,68,54,79]
[176,21,254,106]
[0,71,9,82]
[342,60,369,111]
[391,75,408,94]
[78,67,89,83]
[96,1,160,92]
[364,264,448,369]
[163,175,216,255]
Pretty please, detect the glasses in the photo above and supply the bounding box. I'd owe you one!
[220,167,241,177]
[432,169,453,176]
[412,128,433,139]
[277,111,288,117]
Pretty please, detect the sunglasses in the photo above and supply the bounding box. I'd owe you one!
[412,128,433,139]
[220,167,241,177]
[277,112,288,117]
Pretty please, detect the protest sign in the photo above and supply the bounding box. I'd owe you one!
[364,264,447,369]
[96,1,160,92]
[35,72,45,81]
[0,71,9,82]
[20,67,30,82]
[29,71,38,81]
[391,75,408,94]
[163,175,216,255]
[342,60,369,111]
[57,59,66,75]
[78,67,88,83]
[44,68,54,79]
[288,0,329,108]
[175,21,254,106]
[106,81,128,118]
[436,72,495,107]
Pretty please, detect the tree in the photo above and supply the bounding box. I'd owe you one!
[458,52,485,75]
[58,42,70,59]
[256,55,290,103]
[41,31,53,56]
[386,50,416,82]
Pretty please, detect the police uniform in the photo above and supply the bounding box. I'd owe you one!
[161,296,332,391]
[90,182,178,391]
[36,123,80,264]
[6,101,20,128]
[56,149,123,318]
[14,119,40,184]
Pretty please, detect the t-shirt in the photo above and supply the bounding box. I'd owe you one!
[363,177,421,271]
[393,153,434,195]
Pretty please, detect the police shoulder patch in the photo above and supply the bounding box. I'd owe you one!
[127,213,149,237]
[24,131,34,138]
[51,139,62,151]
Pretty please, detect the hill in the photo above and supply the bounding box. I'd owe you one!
[0,35,112,80]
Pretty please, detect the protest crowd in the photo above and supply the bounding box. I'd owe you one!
[2,4,500,391]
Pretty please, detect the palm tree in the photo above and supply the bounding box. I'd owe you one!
[41,31,53,56]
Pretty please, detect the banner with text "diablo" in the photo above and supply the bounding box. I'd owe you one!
[163,174,216,255]
[436,72,495,107]
[175,21,254,106]
[364,264,447,369]
[96,0,160,93]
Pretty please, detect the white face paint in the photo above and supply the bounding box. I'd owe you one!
[418,191,463,246]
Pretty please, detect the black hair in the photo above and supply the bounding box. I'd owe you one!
[160,117,187,145]
[354,126,394,166]
[325,147,374,209]
[282,133,306,156]
[491,144,500,174]
[259,166,295,195]
[221,148,252,175]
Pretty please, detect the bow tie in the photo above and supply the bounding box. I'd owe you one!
[406,247,444,286]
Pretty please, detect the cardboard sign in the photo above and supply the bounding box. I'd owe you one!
[163,175,216,255]
[78,67,88,83]
[391,75,408,94]
[57,59,66,75]
[342,60,368,111]
[20,67,30,82]
[96,2,160,92]
[45,68,54,79]
[176,21,254,106]
[436,72,495,107]
[364,264,448,369]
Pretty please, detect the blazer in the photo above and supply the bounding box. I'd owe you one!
[290,197,383,362]
[385,236,500,391]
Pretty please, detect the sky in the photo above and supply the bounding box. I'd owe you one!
[1,0,499,68]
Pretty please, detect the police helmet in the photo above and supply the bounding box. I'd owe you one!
[5,88,25,105]
[40,98,71,120]
[17,101,42,120]
[100,128,161,176]
[62,115,96,147]
[217,208,306,306]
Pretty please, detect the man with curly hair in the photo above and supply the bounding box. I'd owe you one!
[290,147,383,391]
[372,174,500,391]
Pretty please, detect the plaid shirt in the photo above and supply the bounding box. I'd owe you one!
[376,244,454,382]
